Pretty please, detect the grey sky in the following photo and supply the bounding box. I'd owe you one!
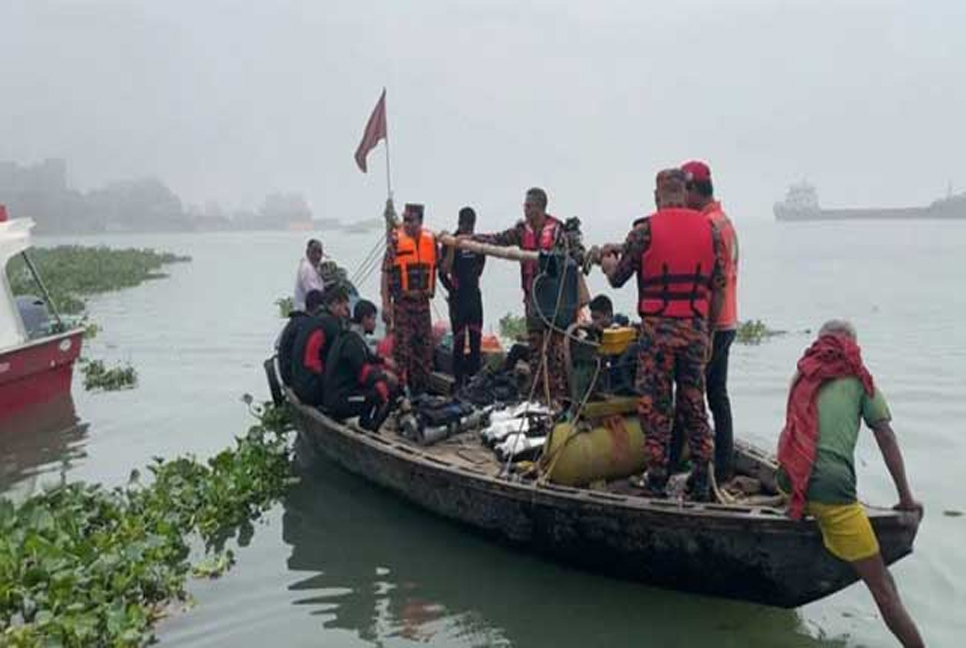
[2,0,964,233]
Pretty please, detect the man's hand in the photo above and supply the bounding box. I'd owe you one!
[894,498,924,521]
[600,251,618,278]
[382,304,392,327]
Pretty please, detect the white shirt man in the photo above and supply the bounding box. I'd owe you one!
[294,239,325,312]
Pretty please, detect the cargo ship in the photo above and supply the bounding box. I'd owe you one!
[774,182,966,221]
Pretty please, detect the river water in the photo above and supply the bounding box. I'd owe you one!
[3,219,964,647]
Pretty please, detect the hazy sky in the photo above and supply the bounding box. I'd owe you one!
[2,0,964,232]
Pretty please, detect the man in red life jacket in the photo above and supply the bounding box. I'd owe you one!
[475,187,568,403]
[778,320,923,648]
[381,203,437,395]
[600,169,725,500]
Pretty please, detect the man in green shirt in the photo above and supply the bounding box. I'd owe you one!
[783,320,924,648]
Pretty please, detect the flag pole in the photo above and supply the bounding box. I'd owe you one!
[383,88,393,201]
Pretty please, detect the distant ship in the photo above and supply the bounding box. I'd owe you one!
[774,182,966,221]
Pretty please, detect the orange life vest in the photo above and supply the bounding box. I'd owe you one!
[703,202,738,329]
[391,227,437,296]
[638,208,716,319]
[520,215,561,297]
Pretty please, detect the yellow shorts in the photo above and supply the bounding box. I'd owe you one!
[806,501,880,562]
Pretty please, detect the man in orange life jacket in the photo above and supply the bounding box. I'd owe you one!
[670,160,740,483]
[290,285,351,406]
[381,203,437,395]
[476,187,569,403]
[600,169,725,500]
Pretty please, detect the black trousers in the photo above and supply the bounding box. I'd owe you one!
[450,292,483,387]
[327,389,392,431]
[669,328,736,482]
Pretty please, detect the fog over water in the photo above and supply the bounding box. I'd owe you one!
[3,0,966,227]
[2,2,965,647]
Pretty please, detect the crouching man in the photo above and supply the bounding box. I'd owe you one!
[779,320,924,648]
[324,300,400,431]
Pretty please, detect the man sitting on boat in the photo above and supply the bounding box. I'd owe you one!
[778,320,924,648]
[294,239,326,312]
[276,288,325,386]
[382,203,436,395]
[599,169,724,500]
[324,299,400,431]
[290,285,351,407]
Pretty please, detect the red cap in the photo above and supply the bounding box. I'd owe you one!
[681,160,711,183]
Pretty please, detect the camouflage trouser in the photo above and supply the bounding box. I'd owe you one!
[527,321,568,404]
[393,296,433,395]
[636,316,713,472]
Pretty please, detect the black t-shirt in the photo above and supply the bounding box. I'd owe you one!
[441,247,485,303]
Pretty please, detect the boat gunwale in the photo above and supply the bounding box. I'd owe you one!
[290,392,914,531]
[0,327,85,357]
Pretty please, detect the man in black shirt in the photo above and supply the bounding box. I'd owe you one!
[290,286,350,406]
[324,300,399,430]
[276,289,325,386]
[440,207,486,388]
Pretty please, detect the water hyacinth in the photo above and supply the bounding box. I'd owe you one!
[0,402,294,647]
[7,246,190,316]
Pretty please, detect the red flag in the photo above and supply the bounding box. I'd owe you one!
[354,89,387,173]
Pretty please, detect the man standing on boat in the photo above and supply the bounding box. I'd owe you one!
[599,169,724,500]
[440,207,486,389]
[674,160,740,484]
[382,203,437,395]
[294,239,326,312]
[475,187,569,403]
[779,320,924,648]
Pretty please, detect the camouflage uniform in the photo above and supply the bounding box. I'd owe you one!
[608,219,725,476]
[392,296,433,394]
[383,227,434,395]
[479,220,574,403]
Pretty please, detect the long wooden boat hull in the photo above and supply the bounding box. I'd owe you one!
[288,393,919,608]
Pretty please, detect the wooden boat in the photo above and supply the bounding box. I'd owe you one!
[283,386,921,609]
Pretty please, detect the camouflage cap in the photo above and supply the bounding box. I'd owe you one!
[403,203,425,220]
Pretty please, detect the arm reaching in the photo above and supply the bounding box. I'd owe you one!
[870,420,923,519]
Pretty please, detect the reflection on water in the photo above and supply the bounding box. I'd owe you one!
[0,395,88,498]
[280,438,845,648]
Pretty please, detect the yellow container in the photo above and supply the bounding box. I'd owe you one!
[543,415,646,486]
[598,326,637,356]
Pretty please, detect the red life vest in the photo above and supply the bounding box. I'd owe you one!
[520,215,561,297]
[638,208,716,319]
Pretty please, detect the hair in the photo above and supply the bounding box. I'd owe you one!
[306,239,322,252]
[353,299,378,323]
[688,178,714,198]
[589,294,614,316]
[655,169,688,208]
[305,289,325,313]
[525,187,548,210]
[819,319,857,341]
[322,284,350,306]
[458,206,476,224]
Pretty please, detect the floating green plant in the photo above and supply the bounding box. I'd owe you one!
[735,319,786,345]
[0,401,294,646]
[81,360,138,392]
